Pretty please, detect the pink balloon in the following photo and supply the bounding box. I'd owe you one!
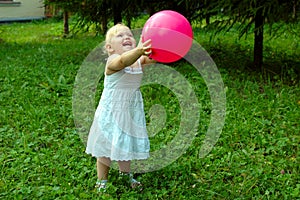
[142,10,193,63]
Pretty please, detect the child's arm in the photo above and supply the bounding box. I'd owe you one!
[106,39,152,74]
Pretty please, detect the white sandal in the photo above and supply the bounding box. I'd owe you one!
[119,172,143,190]
[95,180,107,192]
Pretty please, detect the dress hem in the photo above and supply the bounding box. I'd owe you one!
[86,151,149,161]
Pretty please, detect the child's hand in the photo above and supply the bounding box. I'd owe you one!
[138,35,152,56]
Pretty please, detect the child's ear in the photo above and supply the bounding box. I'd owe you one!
[105,44,114,54]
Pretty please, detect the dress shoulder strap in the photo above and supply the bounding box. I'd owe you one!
[137,58,142,68]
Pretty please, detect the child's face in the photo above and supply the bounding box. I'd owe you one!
[107,27,136,55]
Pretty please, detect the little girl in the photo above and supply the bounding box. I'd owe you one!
[85,23,155,192]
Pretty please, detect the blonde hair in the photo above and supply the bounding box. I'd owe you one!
[105,23,130,44]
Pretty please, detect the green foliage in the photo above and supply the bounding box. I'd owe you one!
[197,0,300,69]
[0,21,299,199]
[207,0,299,32]
[44,0,146,34]
[193,20,300,81]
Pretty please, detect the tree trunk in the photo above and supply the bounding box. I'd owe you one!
[126,15,131,29]
[293,0,297,19]
[63,11,69,35]
[102,14,108,34]
[113,4,122,24]
[254,9,264,70]
[205,14,210,25]
[101,1,108,34]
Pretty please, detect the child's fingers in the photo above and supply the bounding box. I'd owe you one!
[138,37,152,55]
[144,43,151,49]
[143,40,152,50]
[143,39,152,45]
[142,42,152,54]
[144,49,152,56]
[143,44,152,54]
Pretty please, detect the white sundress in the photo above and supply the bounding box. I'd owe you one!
[86,60,150,161]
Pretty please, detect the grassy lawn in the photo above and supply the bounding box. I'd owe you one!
[0,19,299,199]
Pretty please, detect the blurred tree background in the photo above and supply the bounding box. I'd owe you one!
[44,0,299,72]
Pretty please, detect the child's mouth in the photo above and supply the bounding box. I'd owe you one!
[123,41,132,47]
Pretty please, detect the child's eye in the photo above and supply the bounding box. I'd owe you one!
[117,34,123,37]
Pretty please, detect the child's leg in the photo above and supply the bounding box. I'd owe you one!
[118,161,142,189]
[117,160,131,173]
[95,157,111,192]
[97,157,111,180]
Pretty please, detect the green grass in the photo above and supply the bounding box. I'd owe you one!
[0,20,299,199]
